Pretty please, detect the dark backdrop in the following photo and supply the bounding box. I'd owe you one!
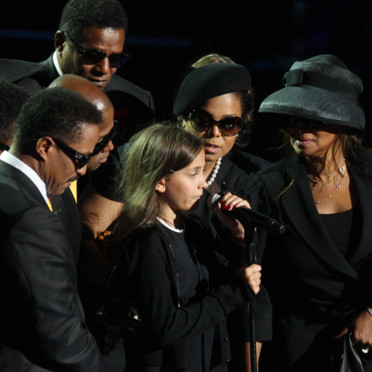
[1,0,371,158]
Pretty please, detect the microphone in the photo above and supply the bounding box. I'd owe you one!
[208,193,285,234]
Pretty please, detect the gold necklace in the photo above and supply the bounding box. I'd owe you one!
[308,164,347,204]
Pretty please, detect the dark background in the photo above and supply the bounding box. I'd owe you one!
[1,0,371,158]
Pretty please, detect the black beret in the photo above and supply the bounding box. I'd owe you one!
[173,63,252,116]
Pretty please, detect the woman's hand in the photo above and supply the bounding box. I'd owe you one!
[335,310,372,351]
[243,264,261,295]
[213,192,251,242]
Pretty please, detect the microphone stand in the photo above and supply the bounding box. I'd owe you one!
[240,215,258,372]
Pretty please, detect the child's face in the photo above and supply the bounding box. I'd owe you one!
[158,150,207,218]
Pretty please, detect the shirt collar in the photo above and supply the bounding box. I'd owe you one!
[53,51,64,77]
[0,151,49,204]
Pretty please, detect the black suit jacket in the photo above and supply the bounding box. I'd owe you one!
[0,55,155,138]
[255,149,372,370]
[49,190,82,263]
[0,160,105,371]
[0,55,155,200]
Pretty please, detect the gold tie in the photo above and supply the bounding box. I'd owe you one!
[70,180,77,202]
[46,198,53,212]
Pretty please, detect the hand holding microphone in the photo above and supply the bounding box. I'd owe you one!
[212,192,251,242]
[211,193,262,294]
[208,192,285,235]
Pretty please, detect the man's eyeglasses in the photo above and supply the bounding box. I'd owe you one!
[91,120,118,156]
[188,109,243,137]
[65,33,129,68]
[53,138,90,169]
[0,142,10,152]
[286,116,327,130]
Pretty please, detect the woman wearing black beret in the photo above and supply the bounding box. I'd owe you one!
[173,62,272,371]
[256,54,372,371]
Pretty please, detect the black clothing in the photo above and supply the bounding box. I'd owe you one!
[0,56,155,201]
[256,149,372,372]
[0,161,105,371]
[106,218,252,371]
[191,157,258,236]
[227,150,271,175]
[319,206,362,258]
[191,157,273,345]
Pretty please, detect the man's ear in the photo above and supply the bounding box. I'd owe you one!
[54,31,66,52]
[35,137,54,161]
[155,178,166,193]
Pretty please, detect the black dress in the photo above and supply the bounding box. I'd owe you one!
[108,218,253,372]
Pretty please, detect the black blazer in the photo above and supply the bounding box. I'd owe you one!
[0,161,105,371]
[255,149,372,370]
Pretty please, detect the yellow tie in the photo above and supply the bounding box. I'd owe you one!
[70,180,77,202]
[46,198,53,212]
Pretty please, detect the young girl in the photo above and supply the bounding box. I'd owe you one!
[109,123,261,372]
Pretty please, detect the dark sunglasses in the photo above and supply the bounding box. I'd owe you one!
[91,120,118,156]
[286,116,327,130]
[53,138,90,169]
[189,109,243,137]
[0,142,10,151]
[65,33,129,68]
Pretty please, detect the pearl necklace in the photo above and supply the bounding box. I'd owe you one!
[207,157,222,186]
[308,164,347,204]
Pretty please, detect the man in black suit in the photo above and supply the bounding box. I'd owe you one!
[0,87,106,371]
[0,0,155,232]
[0,0,154,125]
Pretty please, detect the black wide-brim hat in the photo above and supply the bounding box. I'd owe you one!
[173,63,251,116]
[258,54,365,131]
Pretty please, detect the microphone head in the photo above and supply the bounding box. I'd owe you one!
[207,192,223,210]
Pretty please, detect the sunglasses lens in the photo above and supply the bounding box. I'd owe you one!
[81,50,106,65]
[192,110,212,132]
[219,117,242,136]
[91,121,118,156]
[76,157,89,169]
[81,50,129,68]
[109,53,130,67]
[191,110,242,136]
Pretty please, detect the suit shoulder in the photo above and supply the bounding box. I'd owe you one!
[0,58,43,82]
[106,75,153,102]
[0,178,31,214]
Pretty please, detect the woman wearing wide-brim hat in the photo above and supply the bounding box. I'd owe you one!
[255,54,372,371]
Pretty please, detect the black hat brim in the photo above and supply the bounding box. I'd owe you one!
[258,85,365,131]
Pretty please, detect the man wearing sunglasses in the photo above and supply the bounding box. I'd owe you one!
[49,74,116,172]
[0,88,109,371]
[0,0,154,125]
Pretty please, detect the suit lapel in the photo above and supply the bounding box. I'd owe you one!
[36,55,59,87]
[49,189,81,264]
[280,155,358,279]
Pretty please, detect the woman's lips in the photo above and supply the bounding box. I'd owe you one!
[295,139,313,147]
[204,143,220,154]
